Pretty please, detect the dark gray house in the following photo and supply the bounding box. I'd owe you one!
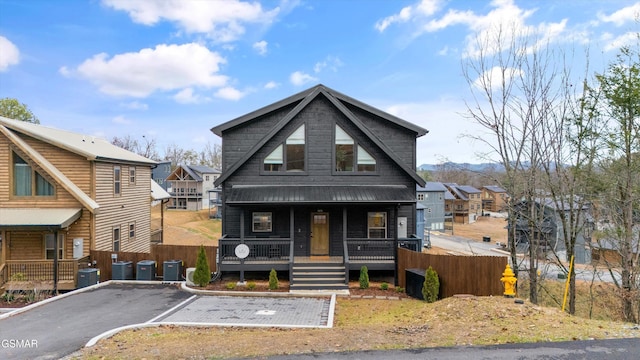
[509,198,592,264]
[211,84,428,289]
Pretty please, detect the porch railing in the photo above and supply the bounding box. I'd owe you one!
[218,236,293,263]
[0,263,7,289]
[346,237,421,261]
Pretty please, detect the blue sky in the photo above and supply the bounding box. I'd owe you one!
[0,0,638,165]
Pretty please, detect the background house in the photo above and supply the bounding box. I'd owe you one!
[166,164,220,211]
[416,182,449,233]
[212,84,427,289]
[508,197,592,264]
[482,185,508,213]
[152,161,172,191]
[0,116,157,290]
[444,183,482,224]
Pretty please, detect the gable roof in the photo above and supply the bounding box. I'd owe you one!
[167,164,220,182]
[417,182,448,192]
[0,116,156,165]
[483,185,506,193]
[211,84,428,186]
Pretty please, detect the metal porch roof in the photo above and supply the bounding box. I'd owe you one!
[0,208,82,230]
[226,185,416,205]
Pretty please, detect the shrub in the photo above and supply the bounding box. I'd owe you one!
[359,266,369,289]
[395,286,405,293]
[269,269,279,290]
[193,245,211,287]
[247,281,257,290]
[380,282,389,291]
[422,266,440,303]
[226,282,236,290]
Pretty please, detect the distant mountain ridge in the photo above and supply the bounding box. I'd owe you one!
[417,162,505,172]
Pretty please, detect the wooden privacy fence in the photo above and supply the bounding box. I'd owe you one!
[397,248,507,298]
[91,244,217,282]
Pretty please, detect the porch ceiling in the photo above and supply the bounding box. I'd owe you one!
[226,185,416,205]
[0,208,82,230]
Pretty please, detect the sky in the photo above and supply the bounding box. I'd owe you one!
[0,0,639,166]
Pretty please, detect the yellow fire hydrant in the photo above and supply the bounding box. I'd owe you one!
[500,264,517,298]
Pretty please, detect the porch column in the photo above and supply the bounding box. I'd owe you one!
[393,204,399,286]
[240,211,245,241]
[53,229,59,294]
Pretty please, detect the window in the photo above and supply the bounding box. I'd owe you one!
[417,193,425,201]
[368,212,387,238]
[335,125,376,172]
[129,223,136,239]
[205,175,210,181]
[114,166,121,195]
[252,212,272,232]
[12,151,55,197]
[45,233,64,260]
[129,167,136,184]
[263,124,305,172]
[113,227,120,252]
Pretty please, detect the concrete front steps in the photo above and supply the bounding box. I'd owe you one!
[290,262,348,291]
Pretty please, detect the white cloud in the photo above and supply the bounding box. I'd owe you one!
[215,86,245,101]
[0,36,20,71]
[253,40,268,55]
[603,31,639,52]
[290,71,318,86]
[102,0,280,43]
[473,66,524,91]
[74,43,228,97]
[314,56,343,73]
[598,3,640,26]
[58,66,71,77]
[122,101,148,110]
[264,81,279,89]
[375,0,442,32]
[174,88,205,104]
[377,0,571,59]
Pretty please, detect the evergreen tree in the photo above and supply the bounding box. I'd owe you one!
[359,266,369,289]
[193,245,211,287]
[422,266,440,303]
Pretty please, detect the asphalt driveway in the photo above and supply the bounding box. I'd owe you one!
[0,283,192,360]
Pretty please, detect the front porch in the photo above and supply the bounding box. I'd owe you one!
[217,236,421,288]
[0,257,90,291]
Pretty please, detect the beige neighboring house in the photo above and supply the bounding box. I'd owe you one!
[444,183,482,224]
[0,116,158,290]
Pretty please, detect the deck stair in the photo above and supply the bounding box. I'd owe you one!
[290,262,348,291]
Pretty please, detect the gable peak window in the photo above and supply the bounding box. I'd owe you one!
[12,151,55,197]
[335,125,376,172]
[263,124,305,172]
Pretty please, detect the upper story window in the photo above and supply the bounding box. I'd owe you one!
[335,125,376,172]
[417,193,425,201]
[263,124,305,172]
[129,167,136,184]
[12,151,55,197]
[114,166,121,195]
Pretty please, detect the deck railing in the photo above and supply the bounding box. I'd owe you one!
[3,258,87,289]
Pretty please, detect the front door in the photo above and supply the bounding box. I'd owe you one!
[311,212,329,256]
